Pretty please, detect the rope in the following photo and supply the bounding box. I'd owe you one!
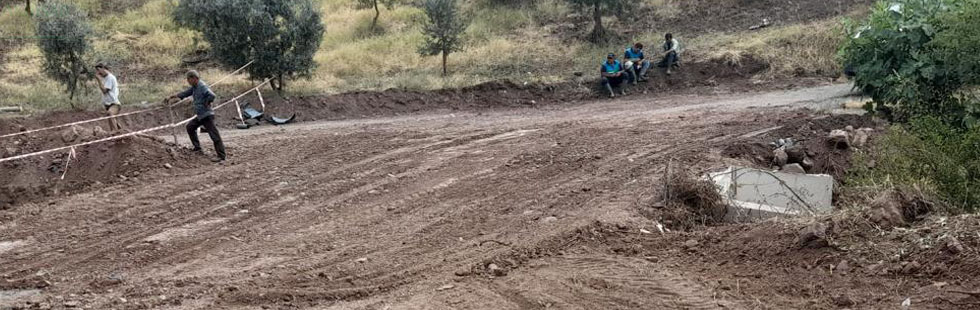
[0,79,270,164]
[0,61,255,139]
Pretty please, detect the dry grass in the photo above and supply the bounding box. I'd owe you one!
[685,19,846,78]
[1,0,853,112]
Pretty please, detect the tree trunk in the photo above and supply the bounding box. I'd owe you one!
[371,0,380,33]
[589,2,605,43]
[26,0,32,15]
[441,51,448,76]
[276,73,285,94]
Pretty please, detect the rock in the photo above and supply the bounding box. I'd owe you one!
[852,129,869,148]
[245,119,260,126]
[367,189,380,195]
[800,157,814,171]
[781,163,806,174]
[845,125,855,132]
[61,126,81,143]
[454,269,472,277]
[798,222,831,249]
[436,284,455,291]
[488,263,506,277]
[943,236,965,255]
[63,301,79,307]
[866,190,930,229]
[92,126,107,137]
[540,216,558,223]
[163,163,173,169]
[901,261,921,274]
[355,257,368,263]
[785,146,806,164]
[4,147,18,157]
[683,239,699,249]
[832,294,856,307]
[836,260,852,275]
[773,147,789,166]
[828,130,850,149]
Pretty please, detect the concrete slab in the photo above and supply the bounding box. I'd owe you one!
[709,167,834,222]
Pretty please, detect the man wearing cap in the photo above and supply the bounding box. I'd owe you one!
[95,64,122,131]
[601,53,631,98]
[168,70,226,162]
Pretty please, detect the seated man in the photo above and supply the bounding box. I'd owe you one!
[657,33,681,75]
[601,53,631,98]
[624,43,651,83]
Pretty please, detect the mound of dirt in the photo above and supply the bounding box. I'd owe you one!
[720,113,882,181]
[0,136,206,209]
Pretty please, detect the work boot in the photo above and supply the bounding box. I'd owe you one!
[211,157,225,163]
[190,147,204,155]
[609,90,616,98]
[666,68,673,75]
[620,88,627,96]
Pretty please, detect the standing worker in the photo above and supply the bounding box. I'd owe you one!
[95,64,122,131]
[168,70,226,163]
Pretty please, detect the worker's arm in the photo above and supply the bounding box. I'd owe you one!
[95,75,109,94]
[171,87,194,100]
[202,89,216,106]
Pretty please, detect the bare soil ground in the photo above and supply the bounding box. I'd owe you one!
[3,82,979,310]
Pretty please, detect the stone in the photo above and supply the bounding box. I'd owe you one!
[61,126,81,143]
[245,119,260,127]
[488,263,506,277]
[355,257,368,263]
[709,167,835,222]
[832,294,856,307]
[436,284,455,291]
[901,261,921,274]
[3,147,18,157]
[943,236,965,255]
[540,216,558,223]
[828,130,850,149]
[163,163,173,169]
[867,190,908,229]
[798,222,831,249]
[781,163,806,174]
[683,239,699,249]
[773,147,789,166]
[785,146,806,164]
[845,125,855,132]
[852,129,869,148]
[800,157,814,171]
[92,126,107,137]
[454,269,472,277]
[836,260,852,275]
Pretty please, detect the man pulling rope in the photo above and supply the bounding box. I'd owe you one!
[168,70,226,163]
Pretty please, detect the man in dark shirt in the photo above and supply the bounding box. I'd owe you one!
[168,70,226,162]
[601,53,630,98]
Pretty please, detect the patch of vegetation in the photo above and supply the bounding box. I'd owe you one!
[850,117,980,212]
[34,1,93,104]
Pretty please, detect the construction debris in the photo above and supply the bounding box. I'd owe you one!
[709,167,834,222]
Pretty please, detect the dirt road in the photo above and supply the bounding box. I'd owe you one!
[1,84,902,309]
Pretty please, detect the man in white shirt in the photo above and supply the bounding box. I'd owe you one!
[95,63,122,131]
[658,33,681,75]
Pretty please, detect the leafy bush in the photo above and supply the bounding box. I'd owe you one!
[173,0,325,91]
[419,0,467,76]
[850,117,980,212]
[34,1,93,104]
[839,0,980,127]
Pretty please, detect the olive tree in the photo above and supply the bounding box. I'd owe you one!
[564,0,632,43]
[174,0,325,92]
[356,0,396,33]
[418,0,467,76]
[34,1,92,105]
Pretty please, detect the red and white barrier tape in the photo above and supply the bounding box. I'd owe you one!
[0,61,255,139]
[0,79,270,164]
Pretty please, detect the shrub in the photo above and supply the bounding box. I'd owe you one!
[839,0,980,127]
[850,117,980,212]
[173,0,325,91]
[419,0,467,76]
[34,1,93,105]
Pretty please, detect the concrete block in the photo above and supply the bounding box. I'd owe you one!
[709,167,834,222]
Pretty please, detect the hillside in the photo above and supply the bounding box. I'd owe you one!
[0,0,871,112]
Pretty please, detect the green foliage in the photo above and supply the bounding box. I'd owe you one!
[419,0,466,76]
[839,0,980,127]
[173,0,325,91]
[564,0,631,43]
[34,1,93,103]
[850,117,980,212]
